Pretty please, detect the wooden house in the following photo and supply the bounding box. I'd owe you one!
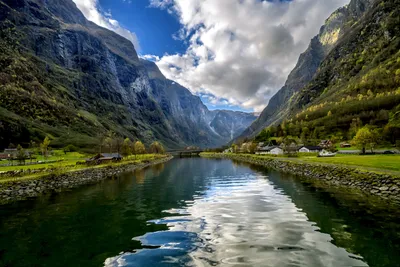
[86,153,123,165]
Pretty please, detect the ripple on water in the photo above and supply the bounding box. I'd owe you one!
[105,174,368,267]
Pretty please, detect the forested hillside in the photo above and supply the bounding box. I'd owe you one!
[253,0,400,146]
[236,0,373,142]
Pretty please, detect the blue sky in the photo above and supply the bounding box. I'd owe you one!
[98,0,187,57]
[75,0,349,113]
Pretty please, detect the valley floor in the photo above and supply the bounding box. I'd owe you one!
[0,153,169,183]
[202,153,400,174]
[289,154,400,174]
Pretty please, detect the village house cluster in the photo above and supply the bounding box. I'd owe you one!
[254,141,331,155]
[224,140,335,155]
[0,148,34,162]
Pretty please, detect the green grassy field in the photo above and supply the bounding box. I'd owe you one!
[335,146,395,151]
[336,146,357,151]
[295,154,400,172]
[0,150,87,172]
[0,152,167,183]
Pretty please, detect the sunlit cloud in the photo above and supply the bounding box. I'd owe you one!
[73,0,140,50]
[148,0,349,112]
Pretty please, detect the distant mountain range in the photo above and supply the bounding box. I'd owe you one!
[0,0,257,150]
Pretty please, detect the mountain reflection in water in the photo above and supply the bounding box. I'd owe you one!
[1,158,399,267]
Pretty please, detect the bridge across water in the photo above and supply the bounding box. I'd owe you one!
[167,150,204,157]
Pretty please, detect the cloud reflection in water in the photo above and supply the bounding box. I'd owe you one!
[105,172,368,267]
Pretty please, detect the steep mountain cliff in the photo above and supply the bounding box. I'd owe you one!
[209,110,258,141]
[287,0,400,141]
[236,0,374,141]
[0,0,256,149]
[141,60,257,146]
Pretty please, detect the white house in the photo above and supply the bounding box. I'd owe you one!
[256,146,284,155]
[298,146,323,153]
[270,147,284,155]
[223,147,233,153]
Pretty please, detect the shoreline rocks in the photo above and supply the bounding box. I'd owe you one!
[202,154,400,204]
[0,156,173,204]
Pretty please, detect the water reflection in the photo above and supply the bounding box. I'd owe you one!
[151,163,165,177]
[105,160,370,267]
[0,158,399,267]
[134,169,146,184]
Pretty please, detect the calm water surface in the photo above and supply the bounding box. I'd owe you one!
[0,158,399,267]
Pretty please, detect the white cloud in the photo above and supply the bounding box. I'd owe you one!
[72,0,140,50]
[140,54,160,61]
[149,0,349,112]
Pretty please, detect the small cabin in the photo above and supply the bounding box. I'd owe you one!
[299,146,323,153]
[340,143,352,148]
[0,153,10,160]
[319,140,333,148]
[0,149,32,160]
[86,153,123,165]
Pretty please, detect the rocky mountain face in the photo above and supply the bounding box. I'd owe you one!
[209,110,258,141]
[287,0,400,136]
[235,0,374,141]
[0,0,256,149]
[142,60,257,145]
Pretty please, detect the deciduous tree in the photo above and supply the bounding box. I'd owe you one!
[352,126,376,154]
[122,138,133,156]
[149,141,165,154]
[104,137,113,153]
[16,144,26,165]
[40,136,51,160]
[134,141,146,156]
[231,144,239,154]
[248,143,257,154]
[114,137,124,154]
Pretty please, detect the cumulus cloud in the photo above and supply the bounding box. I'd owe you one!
[148,0,349,112]
[72,0,140,50]
[140,54,160,61]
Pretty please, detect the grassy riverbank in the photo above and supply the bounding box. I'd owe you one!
[295,154,400,172]
[201,153,400,174]
[0,153,169,183]
[0,154,173,203]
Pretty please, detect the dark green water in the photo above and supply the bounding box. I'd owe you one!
[0,158,399,267]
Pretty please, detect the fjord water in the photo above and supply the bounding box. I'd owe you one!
[0,158,399,267]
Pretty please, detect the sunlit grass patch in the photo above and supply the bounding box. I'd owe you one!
[298,154,400,172]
